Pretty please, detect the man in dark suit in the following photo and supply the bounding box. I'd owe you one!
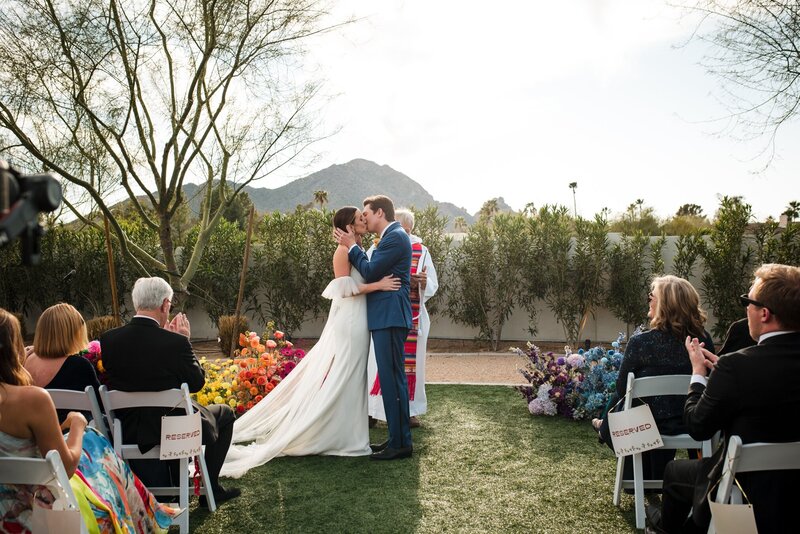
[647,263,800,533]
[100,277,240,504]
[335,195,413,460]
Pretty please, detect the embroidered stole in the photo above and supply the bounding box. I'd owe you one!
[370,242,422,400]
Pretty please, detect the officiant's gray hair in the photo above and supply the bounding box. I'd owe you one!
[395,209,415,232]
[132,277,173,311]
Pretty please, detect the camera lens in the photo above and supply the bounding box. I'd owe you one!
[20,174,62,213]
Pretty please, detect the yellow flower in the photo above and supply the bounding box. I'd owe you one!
[373,237,380,248]
[228,399,237,408]
[214,396,224,405]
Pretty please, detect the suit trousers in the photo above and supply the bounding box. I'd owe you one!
[661,459,708,534]
[372,327,411,449]
[203,404,235,490]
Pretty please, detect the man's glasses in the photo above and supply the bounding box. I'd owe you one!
[739,294,771,312]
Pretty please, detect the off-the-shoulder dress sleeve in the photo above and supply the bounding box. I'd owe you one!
[322,276,360,299]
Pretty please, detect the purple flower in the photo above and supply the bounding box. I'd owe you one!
[556,357,566,365]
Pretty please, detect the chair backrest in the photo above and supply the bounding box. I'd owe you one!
[727,436,800,474]
[98,383,194,446]
[48,386,109,439]
[623,372,691,409]
[0,450,79,505]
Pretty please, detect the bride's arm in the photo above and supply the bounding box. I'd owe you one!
[359,275,401,295]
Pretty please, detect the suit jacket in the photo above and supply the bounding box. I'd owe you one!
[99,317,211,453]
[717,317,756,356]
[349,221,413,331]
[684,332,800,531]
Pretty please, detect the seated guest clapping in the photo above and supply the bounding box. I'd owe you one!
[647,264,800,534]
[594,275,714,485]
[100,277,240,505]
[0,308,179,532]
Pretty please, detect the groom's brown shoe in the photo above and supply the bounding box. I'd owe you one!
[370,446,412,460]
[370,440,389,453]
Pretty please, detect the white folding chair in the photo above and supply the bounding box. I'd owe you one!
[0,449,89,534]
[48,386,109,439]
[99,383,216,534]
[612,372,714,530]
[707,435,800,534]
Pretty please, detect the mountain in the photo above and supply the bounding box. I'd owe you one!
[183,159,479,228]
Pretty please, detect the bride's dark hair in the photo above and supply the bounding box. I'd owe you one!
[333,207,358,232]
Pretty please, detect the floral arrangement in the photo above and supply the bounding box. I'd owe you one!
[80,340,109,385]
[513,333,626,420]
[194,323,305,415]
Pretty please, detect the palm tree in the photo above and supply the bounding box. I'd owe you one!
[313,190,328,210]
[478,198,500,221]
[568,182,577,218]
[454,216,467,232]
[635,198,644,219]
[783,200,799,223]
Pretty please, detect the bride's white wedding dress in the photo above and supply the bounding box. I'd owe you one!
[219,268,372,479]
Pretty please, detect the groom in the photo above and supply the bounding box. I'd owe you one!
[336,195,414,460]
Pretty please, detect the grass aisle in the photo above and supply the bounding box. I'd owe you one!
[190,385,637,533]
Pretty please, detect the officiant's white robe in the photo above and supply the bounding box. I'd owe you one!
[366,234,438,419]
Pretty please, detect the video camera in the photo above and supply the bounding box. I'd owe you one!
[0,159,62,265]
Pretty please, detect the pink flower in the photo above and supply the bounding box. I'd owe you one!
[294,349,305,359]
[265,339,277,349]
[274,330,284,340]
[88,340,101,354]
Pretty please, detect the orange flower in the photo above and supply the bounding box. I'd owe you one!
[254,395,263,403]
[250,337,259,348]
[245,401,254,410]
[249,387,259,396]
[266,383,275,391]
[274,330,284,340]
[256,376,267,386]
[266,340,277,349]
[256,344,265,353]
[243,380,252,389]
[239,360,248,368]
[243,370,253,380]
[257,367,267,376]
[239,333,247,347]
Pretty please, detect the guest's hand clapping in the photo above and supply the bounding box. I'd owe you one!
[685,336,718,376]
[167,312,191,338]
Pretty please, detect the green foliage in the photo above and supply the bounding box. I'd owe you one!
[605,233,651,336]
[253,208,335,336]
[672,232,705,280]
[182,219,253,326]
[701,196,754,338]
[445,213,529,350]
[608,201,661,236]
[533,207,609,347]
[753,220,800,266]
[199,183,254,230]
[661,214,711,236]
[408,205,452,316]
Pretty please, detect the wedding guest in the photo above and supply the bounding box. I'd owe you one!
[0,308,179,532]
[593,275,714,485]
[367,208,438,428]
[646,264,800,534]
[23,303,101,421]
[100,277,240,505]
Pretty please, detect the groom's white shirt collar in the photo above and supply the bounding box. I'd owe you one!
[379,221,398,238]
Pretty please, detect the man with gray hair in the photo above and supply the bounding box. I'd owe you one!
[100,277,240,505]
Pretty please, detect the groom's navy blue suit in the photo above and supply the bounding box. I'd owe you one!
[349,221,413,449]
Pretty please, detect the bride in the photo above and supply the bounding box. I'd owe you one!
[220,207,399,478]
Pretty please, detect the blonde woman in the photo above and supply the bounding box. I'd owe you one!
[595,275,714,483]
[24,303,100,393]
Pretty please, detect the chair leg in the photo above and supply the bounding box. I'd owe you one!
[196,447,217,512]
[179,457,189,534]
[613,455,624,506]
[633,453,645,530]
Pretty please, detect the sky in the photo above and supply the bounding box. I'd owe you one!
[267,0,800,221]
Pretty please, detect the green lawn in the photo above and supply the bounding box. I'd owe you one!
[189,385,638,533]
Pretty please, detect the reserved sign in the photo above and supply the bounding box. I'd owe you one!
[160,412,202,460]
[607,404,663,457]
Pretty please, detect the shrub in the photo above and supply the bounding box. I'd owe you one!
[218,314,249,355]
[86,315,119,341]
